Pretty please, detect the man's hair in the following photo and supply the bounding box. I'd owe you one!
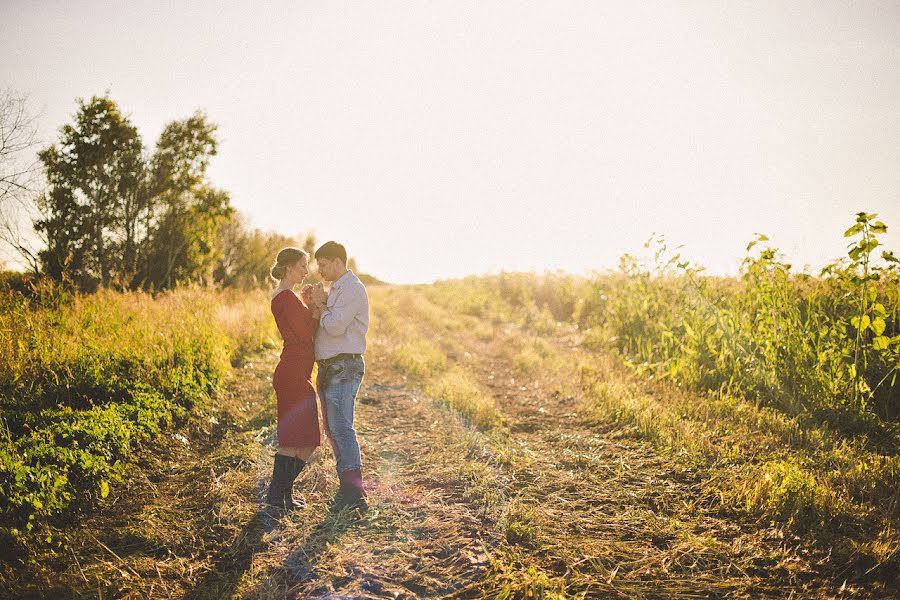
[314,241,347,264]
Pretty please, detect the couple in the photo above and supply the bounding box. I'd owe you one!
[266,240,369,513]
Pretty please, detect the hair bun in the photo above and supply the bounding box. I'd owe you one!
[271,264,287,280]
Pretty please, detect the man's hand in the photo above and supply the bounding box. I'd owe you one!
[300,284,315,305]
[312,284,328,308]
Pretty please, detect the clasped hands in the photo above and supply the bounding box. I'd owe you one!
[301,282,327,311]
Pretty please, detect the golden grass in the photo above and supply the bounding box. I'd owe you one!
[409,282,899,592]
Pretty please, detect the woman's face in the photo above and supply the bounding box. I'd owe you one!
[289,256,309,283]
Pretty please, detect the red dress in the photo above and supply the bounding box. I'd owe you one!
[271,290,320,448]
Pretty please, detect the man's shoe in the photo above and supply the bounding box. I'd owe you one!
[333,468,367,513]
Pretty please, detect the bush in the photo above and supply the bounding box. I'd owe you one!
[0,286,275,549]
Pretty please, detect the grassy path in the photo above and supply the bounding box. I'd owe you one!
[448,322,810,597]
[2,335,505,597]
[3,285,896,598]
[369,286,897,598]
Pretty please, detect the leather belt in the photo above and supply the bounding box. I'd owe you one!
[317,353,362,366]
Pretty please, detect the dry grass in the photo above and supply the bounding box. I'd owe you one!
[2,291,511,598]
[380,286,899,598]
[3,284,897,598]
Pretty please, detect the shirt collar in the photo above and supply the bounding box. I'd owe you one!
[332,270,355,289]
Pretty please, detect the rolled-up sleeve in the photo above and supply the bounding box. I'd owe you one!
[320,286,361,336]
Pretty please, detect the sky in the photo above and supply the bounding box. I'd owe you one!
[2,1,898,284]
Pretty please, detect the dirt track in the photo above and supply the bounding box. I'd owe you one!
[2,288,895,599]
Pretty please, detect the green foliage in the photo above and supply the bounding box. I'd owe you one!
[34,95,233,291]
[751,459,820,522]
[35,96,143,288]
[425,213,899,438]
[0,286,274,550]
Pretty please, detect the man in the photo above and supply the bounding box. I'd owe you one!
[305,241,370,512]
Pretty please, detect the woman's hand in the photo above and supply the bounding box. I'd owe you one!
[300,284,315,306]
[312,284,328,308]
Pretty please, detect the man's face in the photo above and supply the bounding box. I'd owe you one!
[317,257,337,281]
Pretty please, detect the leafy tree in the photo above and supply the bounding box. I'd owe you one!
[140,186,232,288]
[137,113,231,289]
[35,96,142,289]
[213,213,316,288]
[33,96,233,290]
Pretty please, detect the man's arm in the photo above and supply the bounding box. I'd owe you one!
[319,285,362,336]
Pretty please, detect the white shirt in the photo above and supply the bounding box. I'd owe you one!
[314,270,369,360]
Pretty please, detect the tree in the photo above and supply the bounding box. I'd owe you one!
[35,96,142,288]
[213,213,317,289]
[140,185,233,288]
[137,113,231,289]
[0,89,42,273]
[33,95,234,290]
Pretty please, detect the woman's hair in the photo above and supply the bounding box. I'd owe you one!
[270,247,308,282]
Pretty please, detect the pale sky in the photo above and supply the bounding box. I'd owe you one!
[2,1,898,283]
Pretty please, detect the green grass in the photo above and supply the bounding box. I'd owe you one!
[414,213,899,580]
[424,213,900,437]
[0,283,276,551]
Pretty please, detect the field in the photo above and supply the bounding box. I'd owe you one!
[0,228,898,598]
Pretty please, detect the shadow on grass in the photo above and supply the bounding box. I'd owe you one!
[184,502,362,599]
[282,504,361,582]
[183,510,274,600]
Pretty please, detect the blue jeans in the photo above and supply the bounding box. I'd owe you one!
[317,355,364,474]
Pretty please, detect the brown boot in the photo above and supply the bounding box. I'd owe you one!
[334,468,367,513]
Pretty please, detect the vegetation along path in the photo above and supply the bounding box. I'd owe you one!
[2,284,896,598]
[1,301,505,598]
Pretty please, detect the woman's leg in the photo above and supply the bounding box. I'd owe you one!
[278,447,316,461]
[276,447,315,509]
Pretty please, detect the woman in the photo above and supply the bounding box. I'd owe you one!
[266,247,322,510]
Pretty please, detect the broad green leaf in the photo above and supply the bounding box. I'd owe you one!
[851,314,870,332]
[871,317,886,336]
[882,250,899,263]
[872,336,889,350]
[870,221,887,233]
[844,223,863,237]
[863,239,880,252]
[873,303,886,317]
[100,480,109,499]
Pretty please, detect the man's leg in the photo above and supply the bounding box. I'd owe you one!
[318,356,366,508]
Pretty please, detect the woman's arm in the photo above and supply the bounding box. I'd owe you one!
[275,293,316,340]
